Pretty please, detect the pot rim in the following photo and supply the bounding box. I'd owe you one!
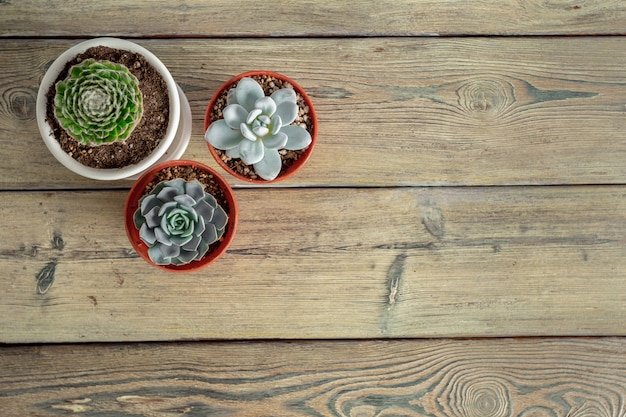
[124,159,238,272]
[36,37,181,181]
[204,70,317,184]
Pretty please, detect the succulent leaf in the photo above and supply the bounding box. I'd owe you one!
[185,181,205,202]
[253,148,282,181]
[255,97,276,116]
[252,125,269,137]
[275,101,298,125]
[139,223,156,245]
[239,136,265,165]
[206,120,244,149]
[269,115,283,135]
[134,178,228,266]
[226,147,241,159]
[54,59,143,146]
[282,125,312,150]
[246,109,263,125]
[263,132,288,150]
[144,206,161,228]
[270,88,297,106]
[205,76,312,181]
[226,88,237,106]
[211,205,228,230]
[240,123,257,142]
[224,104,248,129]
[202,224,218,247]
[194,200,215,223]
[236,77,265,110]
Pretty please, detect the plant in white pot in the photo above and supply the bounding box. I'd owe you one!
[36,38,191,180]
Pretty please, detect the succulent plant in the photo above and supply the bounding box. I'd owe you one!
[205,77,312,180]
[133,178,228,266]
[54,58,143,146]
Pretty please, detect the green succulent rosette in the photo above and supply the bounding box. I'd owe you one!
[54,58,143,146]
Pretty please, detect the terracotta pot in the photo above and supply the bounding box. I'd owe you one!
[124,160,238,272]
[204,70,317,183]
[37,37,192,181]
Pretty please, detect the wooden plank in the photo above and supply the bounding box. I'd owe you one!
[2,38,626,189]
[2,0,626,37]
[1,186,625,343]
[1,338,625,416]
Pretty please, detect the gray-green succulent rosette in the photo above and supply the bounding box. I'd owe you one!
[54,58,143,146]
[133,178,228,266]
[205,77,312,181]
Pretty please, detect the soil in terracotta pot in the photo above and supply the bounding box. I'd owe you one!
[45,46,169,169]
[208,74,313,181]
[141,165,231,257]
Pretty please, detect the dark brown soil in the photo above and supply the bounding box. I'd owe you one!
[208,74,313,181]
[142,166,232,255]
[45,46,169,169]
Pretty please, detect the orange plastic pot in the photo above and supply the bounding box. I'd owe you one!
[204,71,317,183]
[124,160,238,272]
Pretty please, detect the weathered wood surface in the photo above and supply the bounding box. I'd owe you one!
[2,0,626,37]
[2,38,626,189]
[2,186,624,343]
[2,0,625,414]
[1,338,625,416]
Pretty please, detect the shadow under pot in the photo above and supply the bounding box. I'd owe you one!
[124,160,238,272]
[204,71,317,183]
[36,37,192,181]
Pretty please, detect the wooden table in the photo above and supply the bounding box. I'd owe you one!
[2,1,626,415]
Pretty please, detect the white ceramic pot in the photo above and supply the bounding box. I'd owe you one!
[36,37,191,181]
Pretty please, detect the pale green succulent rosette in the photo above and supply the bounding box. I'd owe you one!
[205,77,312,181]
[54,58,143,146]
[133,178,228,266]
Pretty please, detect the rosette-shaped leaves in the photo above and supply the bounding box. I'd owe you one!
[205,77,312,180]
[54,59,143,146]
[133,179,228,266]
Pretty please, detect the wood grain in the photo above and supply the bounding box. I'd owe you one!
[1,186,624,343]
[1,338,625,416]
[3,3,624,415]
[2,38,626,189]
[1,0,626,37]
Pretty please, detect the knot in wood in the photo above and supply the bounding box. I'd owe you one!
[421,205,444,238]
[6,87,37,120]
[453,378,512,417]
[457,78,514,118]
